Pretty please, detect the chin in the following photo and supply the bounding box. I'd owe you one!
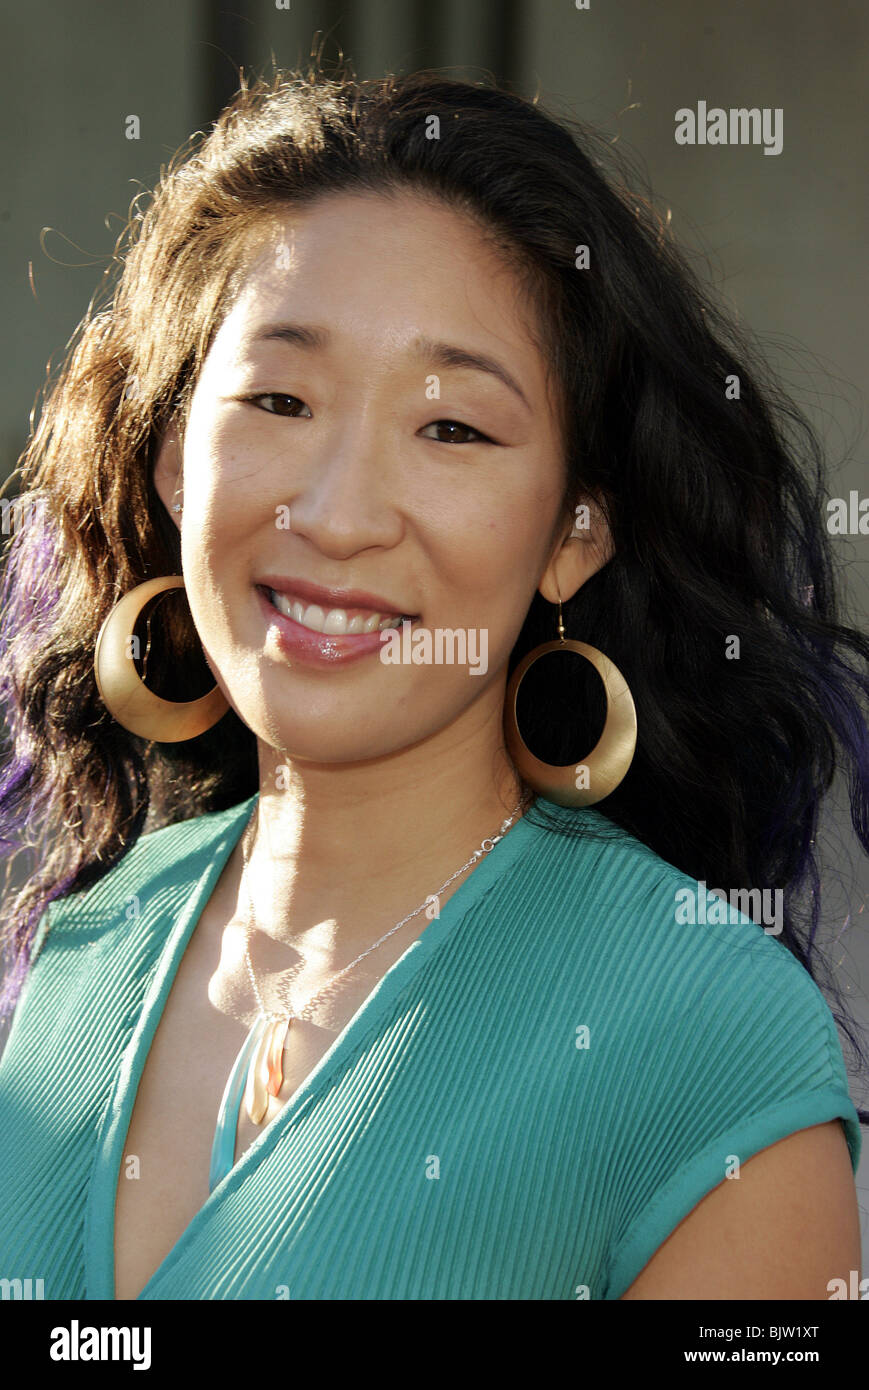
[243,694,431,766]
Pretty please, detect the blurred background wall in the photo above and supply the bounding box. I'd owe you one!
[2,0,868,1258]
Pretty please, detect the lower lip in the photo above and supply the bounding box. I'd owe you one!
[255,586,414,667]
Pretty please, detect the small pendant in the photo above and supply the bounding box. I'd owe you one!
[210,1014,269,1193]
[265,1015,291,1096]
[244,1019,274,1125]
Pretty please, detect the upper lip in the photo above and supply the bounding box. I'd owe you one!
[256,574,415,617]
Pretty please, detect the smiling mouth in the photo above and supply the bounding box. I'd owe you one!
[262,586,417,635]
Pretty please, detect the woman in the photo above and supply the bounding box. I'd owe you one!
[0,63,866,1302]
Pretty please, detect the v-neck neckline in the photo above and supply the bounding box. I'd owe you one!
[83,789,542,1300]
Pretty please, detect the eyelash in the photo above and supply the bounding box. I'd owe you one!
[242,394,498,445]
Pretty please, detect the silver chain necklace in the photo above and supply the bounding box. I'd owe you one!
[240,792,530,1030]
[208,788,532,1189]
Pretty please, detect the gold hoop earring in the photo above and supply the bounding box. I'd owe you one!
[93,575,230,742]
[503,598,637,808]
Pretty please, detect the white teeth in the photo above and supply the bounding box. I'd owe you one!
[323,608,348,634]
[300,603,326,632]
[268,590,409,635]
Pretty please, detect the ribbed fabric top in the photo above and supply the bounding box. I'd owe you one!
[0,791,861,1300]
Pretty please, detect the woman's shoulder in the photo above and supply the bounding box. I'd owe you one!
[522,799,855,1132]
[524,797,820,994]
[522,802,862,1297]
[528,795,859,1127]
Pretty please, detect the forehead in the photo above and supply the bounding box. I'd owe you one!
[214,190,551,389]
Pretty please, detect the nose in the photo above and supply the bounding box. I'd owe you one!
[283,414,405,558]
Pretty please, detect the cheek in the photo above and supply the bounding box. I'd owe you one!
[183,387,256,496]
[426,507,540,648]
[455,496,549,583]
[181,490,234,577]
[179,481,252,620]
[182,425,258,546]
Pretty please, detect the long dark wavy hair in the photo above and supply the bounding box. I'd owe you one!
[2,59,868,1119]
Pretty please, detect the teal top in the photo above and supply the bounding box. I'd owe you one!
[0,792,861,1300]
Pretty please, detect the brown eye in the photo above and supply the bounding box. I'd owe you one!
[250,394,312,418]
[420,419,491,444]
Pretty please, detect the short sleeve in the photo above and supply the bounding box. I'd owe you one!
[601,932,862,1301]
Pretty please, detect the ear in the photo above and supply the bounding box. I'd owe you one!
[151,420,183,530]
[538,494,614,605]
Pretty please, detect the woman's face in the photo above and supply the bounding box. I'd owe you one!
[155,190,578,764]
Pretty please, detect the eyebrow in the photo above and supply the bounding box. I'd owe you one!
[250,323,532,413]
